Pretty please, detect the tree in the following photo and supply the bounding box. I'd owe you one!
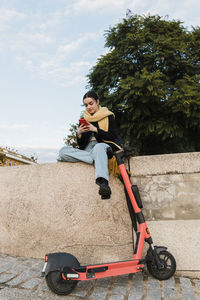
[86,14,200,155]
[64,123,79,148]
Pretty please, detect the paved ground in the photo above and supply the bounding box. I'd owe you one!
[0,254,199,300]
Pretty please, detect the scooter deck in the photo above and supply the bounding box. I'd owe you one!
[65,258,145,281]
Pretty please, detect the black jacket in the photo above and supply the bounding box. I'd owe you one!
[77,115,122,151]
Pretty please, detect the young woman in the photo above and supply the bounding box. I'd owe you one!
[58,91,122,199]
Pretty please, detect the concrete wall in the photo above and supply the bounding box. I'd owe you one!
[0,162,133,265]
[0,152,199,274]
[130,152,200,275]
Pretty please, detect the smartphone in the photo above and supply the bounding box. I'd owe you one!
[79,118,89,126]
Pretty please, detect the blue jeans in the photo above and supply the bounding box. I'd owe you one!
[58,141,110,181]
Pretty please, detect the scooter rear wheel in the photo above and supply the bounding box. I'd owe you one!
[46,271,78,295]
[147,250,176,280]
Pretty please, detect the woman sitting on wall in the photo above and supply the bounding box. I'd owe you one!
[58,91,122,199]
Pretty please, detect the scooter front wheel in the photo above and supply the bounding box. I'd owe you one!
[147,250,176,280]
[46,271,78,295]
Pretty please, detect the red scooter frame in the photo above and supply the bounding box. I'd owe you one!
[42,149,176,295]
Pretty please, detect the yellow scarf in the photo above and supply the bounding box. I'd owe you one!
[84,106,114,132]
[84,106,121,177]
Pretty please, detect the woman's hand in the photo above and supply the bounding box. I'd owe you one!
[77,123,97,138]
[77,124,88,138]
[87,122,98,133]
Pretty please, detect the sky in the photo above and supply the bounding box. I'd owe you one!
[1,0,200,163]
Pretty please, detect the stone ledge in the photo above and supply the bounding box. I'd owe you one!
[131,152,200,176]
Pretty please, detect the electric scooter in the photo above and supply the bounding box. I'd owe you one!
[41,148,176,295]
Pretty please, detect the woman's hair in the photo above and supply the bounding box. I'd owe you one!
[83,90,99,102]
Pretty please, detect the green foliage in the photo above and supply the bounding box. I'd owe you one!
[64,123,79,148]
[87,14,200,155]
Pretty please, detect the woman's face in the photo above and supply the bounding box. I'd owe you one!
[84,97,99,115]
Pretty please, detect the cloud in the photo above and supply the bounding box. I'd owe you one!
[70,0,200,27]
[18,32,54,45]
[0,7,26,31]
[0,123,30,130]
[71,0,135,14]
[36,60,94,87]
[13,28,99,86]
[131,0,200,27]
[2,0,199,90]
[57,31,101,55]
[0,4,102,87]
